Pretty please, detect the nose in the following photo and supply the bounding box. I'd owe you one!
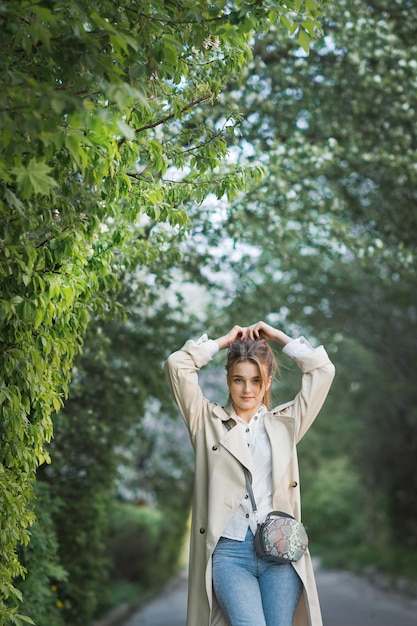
[243,380,252,393]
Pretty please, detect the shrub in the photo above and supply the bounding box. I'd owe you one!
[302,456,367,566]
[15,483,67,626]
[106,502,188,589]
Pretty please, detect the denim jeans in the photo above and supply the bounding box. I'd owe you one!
[212,527,303,626]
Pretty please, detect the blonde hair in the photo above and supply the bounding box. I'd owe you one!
[225,338,279,409]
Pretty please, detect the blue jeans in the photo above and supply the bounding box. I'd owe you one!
[212,528,303,626]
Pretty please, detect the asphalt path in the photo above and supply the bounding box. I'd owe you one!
[123,569,188,626]
[123,566,417,626]
[316,568,417,625]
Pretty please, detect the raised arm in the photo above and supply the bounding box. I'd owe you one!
[240,321,335,440]
[165,325,246,439]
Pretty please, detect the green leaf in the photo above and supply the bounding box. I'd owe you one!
[306,0,319,15]
[280,15,297,35]
[162,42,179,68]
[4,188,26,217]
[65,133,89,171]
[116,119,136,141]
[298,29,311,53]
[34,307,44,330]
[12,159,58,198]
[14,615,36,625]
[9,296,24,305]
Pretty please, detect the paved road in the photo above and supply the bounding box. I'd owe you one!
[317,568,417,625]
[123,569,188,626]
[123,566,417,626]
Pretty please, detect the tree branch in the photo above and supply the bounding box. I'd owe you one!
[135,10,226,25]
[118,93,213,147]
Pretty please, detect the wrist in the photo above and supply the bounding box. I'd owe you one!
[274,330,292,346]
[215,336,229,350]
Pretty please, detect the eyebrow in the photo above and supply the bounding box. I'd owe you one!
[232,375,261,380]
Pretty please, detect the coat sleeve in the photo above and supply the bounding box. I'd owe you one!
[278,346,336,443]
[164,340,215,440]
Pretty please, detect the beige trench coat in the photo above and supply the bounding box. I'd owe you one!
[165,339,335,626]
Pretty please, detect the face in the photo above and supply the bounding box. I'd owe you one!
[227,360,271,422]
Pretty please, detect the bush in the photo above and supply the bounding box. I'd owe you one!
[96,502,189,617]
[15,483,67,626]
[301,456,367,566]
[40,470,113,626]
[107,503,188,585]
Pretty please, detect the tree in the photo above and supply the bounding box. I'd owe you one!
[179,0,417,568]
[0,1,326,621]
[36,294,196,624]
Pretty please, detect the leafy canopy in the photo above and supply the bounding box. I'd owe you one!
[0,0,326,622]
[181,0,417,563]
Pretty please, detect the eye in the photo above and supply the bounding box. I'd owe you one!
[233,377,243,383]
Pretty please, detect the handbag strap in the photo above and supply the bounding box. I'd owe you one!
[224,419,258,517]
[224,419,300,529]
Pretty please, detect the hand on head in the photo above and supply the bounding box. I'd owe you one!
[215,321,292,350]
[241,321,279,342]
[215,321,281,350]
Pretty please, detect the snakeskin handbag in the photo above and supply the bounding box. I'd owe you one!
[254,510,308,564]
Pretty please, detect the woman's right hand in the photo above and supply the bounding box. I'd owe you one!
[214,325,246,350]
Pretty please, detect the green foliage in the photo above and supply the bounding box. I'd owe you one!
[15,483,67,626]
[34,288,195,624]
[105,502,188,590]
[301,457,366,563]
[0,0,326,620]
[97,500,191,617]
[174,0,417,578]
[39,453,112,625]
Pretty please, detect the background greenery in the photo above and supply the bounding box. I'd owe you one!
[1,0,416,624]
[196,0,417,582]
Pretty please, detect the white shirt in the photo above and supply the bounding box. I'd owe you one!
[197,334,315,541]
[222,404,273,538]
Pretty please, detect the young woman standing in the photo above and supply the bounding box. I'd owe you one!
[165,321,335,626]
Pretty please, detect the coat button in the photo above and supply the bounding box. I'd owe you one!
[245,513,250,518]
[200,528,205,534]
[244,494,249,499]
[290,481,298,488]
[212,445,218,451]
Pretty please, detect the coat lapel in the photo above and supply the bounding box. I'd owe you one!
[212,404,253,474]
[220,426,253,473]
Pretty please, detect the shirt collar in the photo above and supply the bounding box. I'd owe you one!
[233,404,267,427]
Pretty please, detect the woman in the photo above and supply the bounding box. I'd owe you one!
[165,321,335,626]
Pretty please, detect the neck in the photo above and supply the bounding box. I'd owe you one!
[233,404,262,423]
